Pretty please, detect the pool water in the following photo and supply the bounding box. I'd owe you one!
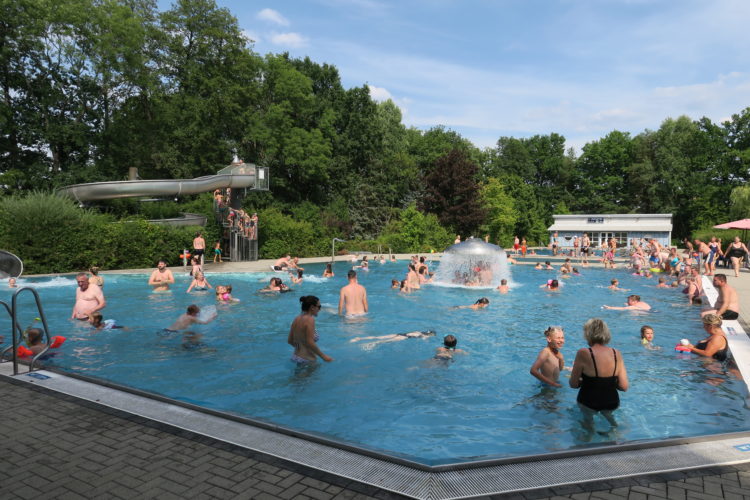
[3,262,749,465]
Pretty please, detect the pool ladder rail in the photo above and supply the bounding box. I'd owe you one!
[0,286,53,374]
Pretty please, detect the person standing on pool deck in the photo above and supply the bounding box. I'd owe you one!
[148,260,175,292]
[339,270,368,316]
[71,273,106,320]
[289,295,333,363]
[192,232,206,266]
[570,318,629,428]
[701,274,740,320]
[530,326,565,387]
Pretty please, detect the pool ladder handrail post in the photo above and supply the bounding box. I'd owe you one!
[0,300,26,366]
[9,287,52,374]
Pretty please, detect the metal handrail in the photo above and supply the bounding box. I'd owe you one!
[0,301,25,361]
[10,287,52,374]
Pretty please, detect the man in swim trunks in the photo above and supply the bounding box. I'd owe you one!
[273,254,291,271]
[581,233,590,265]
[71,273,106,320]
[702,274,739,320]
[192,232,206,265]
[338,270,368,316]
[148,260,175,292]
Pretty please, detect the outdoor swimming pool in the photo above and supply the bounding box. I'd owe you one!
[4,261,749,465]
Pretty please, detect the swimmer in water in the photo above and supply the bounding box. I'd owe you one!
[391,279,399,289]
[496,279,509,293]
[604,294,651,311]
[87,312,125,331]
[541,279,560,290]
[8,277,17,288]
[608,278,628,291]
[165,304,216,349]
[534,262,543,270]
[529,326,565,387]
[350,330,436,349]
[434,335,467,360]
[453,297,489,310]
[25,328,47,355]
[640,325,660,350]
[187,271,213,293]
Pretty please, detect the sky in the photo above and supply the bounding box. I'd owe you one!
[173,0,750,152]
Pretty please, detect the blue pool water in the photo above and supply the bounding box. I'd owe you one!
[3,261,749,465]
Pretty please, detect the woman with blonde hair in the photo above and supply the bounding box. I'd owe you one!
[687,314,729,361]
[570,318,629,428]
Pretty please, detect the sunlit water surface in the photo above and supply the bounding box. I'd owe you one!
[3,261,748,465]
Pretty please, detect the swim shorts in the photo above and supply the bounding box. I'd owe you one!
[721,310,739,320]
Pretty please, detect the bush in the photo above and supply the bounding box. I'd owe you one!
[257,207,325,258]
[0,192,209,274]
[379,204,453,253]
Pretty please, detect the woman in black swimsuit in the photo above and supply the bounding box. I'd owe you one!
[570,318,629,429]
[724,236,749,278]
[687,314,729,362]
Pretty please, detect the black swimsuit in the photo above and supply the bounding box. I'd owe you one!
[577,348,620,411]
[695,337,729,362]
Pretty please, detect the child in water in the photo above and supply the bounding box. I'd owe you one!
[88,312,125,331]
[434,335,467,360]
[640,325,660,350]
[529,326,565,387]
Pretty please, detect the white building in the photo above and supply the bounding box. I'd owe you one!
[548,214,673,249]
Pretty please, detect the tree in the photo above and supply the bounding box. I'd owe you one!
[479,177,516,245]
[419,149,486,235]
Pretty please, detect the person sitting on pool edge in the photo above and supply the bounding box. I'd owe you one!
[434,335,467,360]
[453,297,489,309]
[529,326,565,387]
[603,294,651,311]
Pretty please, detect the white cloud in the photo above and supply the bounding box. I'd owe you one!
[367,85,392,101]
[256,8,290,26]
[241,30,261,44]
[269,32,308,48]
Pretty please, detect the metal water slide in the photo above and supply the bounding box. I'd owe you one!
[57,165,266,202]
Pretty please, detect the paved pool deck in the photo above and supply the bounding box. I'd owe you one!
[2,253,750,499]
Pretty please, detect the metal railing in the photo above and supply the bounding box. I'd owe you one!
[1,287,52,374]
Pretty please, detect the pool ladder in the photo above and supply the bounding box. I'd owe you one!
[1,287,53,374]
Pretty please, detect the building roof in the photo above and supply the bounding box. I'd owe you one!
[548,214,672,232]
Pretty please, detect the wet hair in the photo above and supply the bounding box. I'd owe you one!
[549,280,559,288]
[347,270,357,279]
[297,270,304,278]
[89,311,103,326]
[714,274,727,284]
[611,279,618,285]
[658,277,665,283]
[640,325,653,338]
[300,295,320,311]
[500,279,507,285]
[475,297,490,305]
[702,314,722,328]
[545,261,550,266]
[391,279,399,286]
[628,294,641,302]
[544,326,563,337]
[420,256,425,263]
[583,318,611,345]
[26,328,43,344]
[325,262,332,272]
[89,266,100,275]
[443,334,458,349]
[226,285,232,293]
[187,305,200,315]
